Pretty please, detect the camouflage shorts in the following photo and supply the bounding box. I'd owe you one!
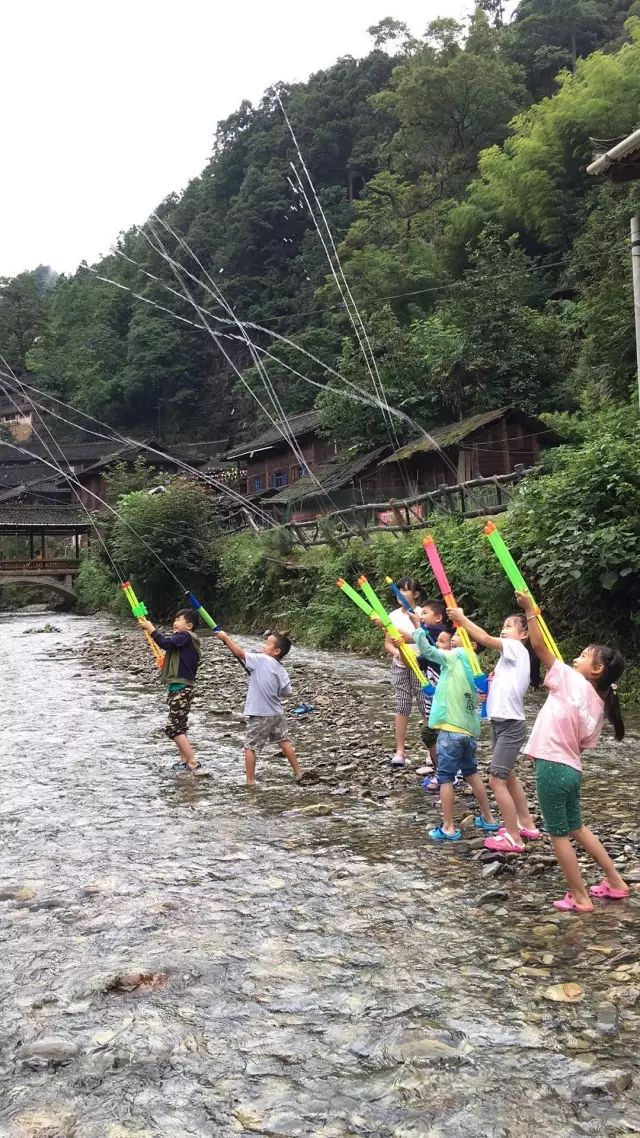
[165,686,194,740]
[244,714,290,751]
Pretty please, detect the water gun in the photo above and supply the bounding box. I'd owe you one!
[385,576,435,644]
[186,591,250,674]
[336,578,433,694]
[422,536,488,717]
[483,522,563,661]
[121,581,164,668]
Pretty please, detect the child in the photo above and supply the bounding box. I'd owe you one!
[383,578,444,768]
[447,605,541,853]
[215,630,301,787]
[139,608,203,773]
[409,613,499,841]
[516,590,627,912]
[418,599,450,771]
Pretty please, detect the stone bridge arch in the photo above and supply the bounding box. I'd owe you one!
[0,574,77,601]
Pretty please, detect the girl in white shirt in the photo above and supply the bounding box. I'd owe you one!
[448,605,540,852]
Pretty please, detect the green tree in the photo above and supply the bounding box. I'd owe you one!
[110,481,217,613]
[504,0,637,97]
[0,270,50,371]
[316,306,431,449]
[375,10,526,194]
[367,17,410,51]
[411,229,564,415]
[453,21,640,251]
[507,404,640,650]
[563,181,640,404]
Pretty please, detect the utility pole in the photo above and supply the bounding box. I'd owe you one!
[632,216,640,410]
[586,129,640,410]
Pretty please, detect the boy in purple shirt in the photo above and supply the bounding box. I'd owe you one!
[139,608,203,773]
[215,630,302,787]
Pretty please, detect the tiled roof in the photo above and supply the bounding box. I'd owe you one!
[0,462,56,488]
[381,407,560,464]
[0,439,122,464]
[268,446,389,505]
[224,410,320,460]
[68,440,207,479]
[0,504,91,529]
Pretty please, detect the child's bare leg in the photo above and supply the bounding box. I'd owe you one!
[395,714,409,756]
[175,734,197,770]
[571,825,628,891]
[439,782,456,833]
[506,774,537,831]
[467,772,496,824]
[490,774,520,843]
[550,835,591,906]
[279,740,301,780]
[244,747,257,787]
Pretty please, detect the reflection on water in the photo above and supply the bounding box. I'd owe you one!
[0,613,639,1138]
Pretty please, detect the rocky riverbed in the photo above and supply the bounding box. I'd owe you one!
[1,613,639,1138]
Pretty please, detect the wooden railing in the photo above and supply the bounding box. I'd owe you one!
[0,559,80,573]
[220,465,535,545]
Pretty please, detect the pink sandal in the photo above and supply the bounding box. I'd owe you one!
[553,893,594,913]
[498,825,542,841]
[589,879,629,901]
[485,833,525,854]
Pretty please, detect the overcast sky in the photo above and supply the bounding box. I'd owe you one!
[0,0,512,279]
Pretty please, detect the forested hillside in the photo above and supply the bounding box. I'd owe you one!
[2,0,640,447]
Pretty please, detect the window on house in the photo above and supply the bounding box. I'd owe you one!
[271,470,288,489]
[291,464,307,482]
[252,474,264,492]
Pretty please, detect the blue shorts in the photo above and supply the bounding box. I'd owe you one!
[436,730,478,785]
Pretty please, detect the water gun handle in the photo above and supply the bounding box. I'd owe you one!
[474,673,489,720]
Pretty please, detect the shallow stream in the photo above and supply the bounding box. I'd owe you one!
[1,613,639,1138]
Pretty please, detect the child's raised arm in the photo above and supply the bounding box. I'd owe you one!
[515,591,555,671]
[215,630,247,662]
[447,607,501,651]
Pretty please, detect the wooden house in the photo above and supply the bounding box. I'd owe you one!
[68,440,206,511]
[380,407,561,490]
[224,411,336,497]
[263,406,560,523]
[266,446,392,521]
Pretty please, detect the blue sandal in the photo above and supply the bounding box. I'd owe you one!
[474,816,500,833]
[429,825,463,842]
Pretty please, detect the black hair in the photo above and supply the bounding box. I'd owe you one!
[589,645,625,741]
[269,631,291,659]
[508,612,541,689]
[396,576,424,600]
[175,607,199,630]
[422,597,447,623]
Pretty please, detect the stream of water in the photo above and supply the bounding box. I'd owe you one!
[1,613,639,1138]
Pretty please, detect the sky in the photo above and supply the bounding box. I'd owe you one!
[0,0,511,279]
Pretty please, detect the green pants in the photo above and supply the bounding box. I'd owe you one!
[535,759,582,837]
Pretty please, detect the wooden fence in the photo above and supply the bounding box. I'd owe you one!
[222,464,534,546]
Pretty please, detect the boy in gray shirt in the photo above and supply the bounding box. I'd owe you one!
[215,630,302,787]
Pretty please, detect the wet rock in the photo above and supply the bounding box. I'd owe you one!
[596,1003,618,1034]
[0,885,35,902]
[12,1109,76,1137]
[543,983,584,1003]
[481,861,503,879]
[103,971,168,993]
[531,924,559,937]
[233,1107,265,1131]
[581,1068,633,1094]
[389,1034,466,1064]
[296,803,334,817]
[18,1034,80,1065]
[477,889,510,906]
